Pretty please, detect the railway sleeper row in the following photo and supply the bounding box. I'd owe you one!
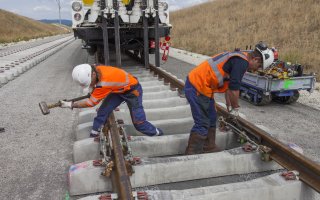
[69,66,319,199]
[0,35,74,88]
[0,34,68,57]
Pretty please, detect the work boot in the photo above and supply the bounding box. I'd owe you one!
[155,128,164,136]
[203,128,221,153]
[90,130,100,138]
[185,132,207,155]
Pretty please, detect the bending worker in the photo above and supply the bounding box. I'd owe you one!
[185,42,274,155]
[60,64,163,137]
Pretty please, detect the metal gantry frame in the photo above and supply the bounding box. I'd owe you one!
[102,0,161,68]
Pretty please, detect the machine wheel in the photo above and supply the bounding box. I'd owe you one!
[275,91,300,104]
[274,90,300,104]
[133,49,139,57]
[254,94,272,106]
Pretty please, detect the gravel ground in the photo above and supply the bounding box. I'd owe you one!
[0,39,87,200]
[151,49,320,163]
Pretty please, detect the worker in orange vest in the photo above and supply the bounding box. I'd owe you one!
[185,42,274,155]
[60,64,163,137]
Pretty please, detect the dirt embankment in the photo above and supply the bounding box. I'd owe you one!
[0,9,70,43]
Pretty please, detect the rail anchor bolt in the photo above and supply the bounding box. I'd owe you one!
[260,146,272,162]
[280,170,300,180]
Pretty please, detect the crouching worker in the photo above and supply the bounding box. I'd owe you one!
[185,42,274,155]
[60,64,164,137]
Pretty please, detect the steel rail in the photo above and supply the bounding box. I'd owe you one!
[126,51,320,192]
[106,113,133,200]
[216,107,320,193]
[145,59,320,193]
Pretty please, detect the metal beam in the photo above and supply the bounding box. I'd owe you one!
[153,0,160,67]
[102,17,110,65]
[113,0,122,67]
[142,0,150,69]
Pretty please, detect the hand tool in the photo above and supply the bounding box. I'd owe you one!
[39,93,90,115]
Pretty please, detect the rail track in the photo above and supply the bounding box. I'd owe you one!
[68,52,320,200]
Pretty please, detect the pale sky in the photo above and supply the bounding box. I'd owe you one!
[0,0,210,20]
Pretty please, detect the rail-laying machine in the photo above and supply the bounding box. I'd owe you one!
[71,0,171,68]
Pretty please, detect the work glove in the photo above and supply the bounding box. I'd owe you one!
[229,107,239,118]
[60,100,73,109]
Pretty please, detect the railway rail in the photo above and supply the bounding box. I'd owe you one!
[69,52,320,200]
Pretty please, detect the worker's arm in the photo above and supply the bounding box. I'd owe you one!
[60,96,93,108]
[72,100,90,108]
[60,98,100,109]
[73,87,112,108]
[225,89,240,110]
[222,57,248,111]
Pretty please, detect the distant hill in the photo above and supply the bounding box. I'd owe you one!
[170,0,320,76]
[39,19,72,27]
[0,9,71,43]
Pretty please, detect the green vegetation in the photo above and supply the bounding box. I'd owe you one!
[0,9,70,43]
[170,0,320,77]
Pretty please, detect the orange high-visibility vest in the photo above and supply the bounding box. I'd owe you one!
[188,52,248,98]
[86,66,138,106]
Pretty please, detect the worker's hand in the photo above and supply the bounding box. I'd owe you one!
[60,100,73,109]
[229,107,239,118]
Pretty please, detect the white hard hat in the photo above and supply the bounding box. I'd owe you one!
[72,64,92,88]
[255,42,274,70]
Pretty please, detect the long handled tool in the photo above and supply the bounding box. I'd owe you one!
[39,93,90,115]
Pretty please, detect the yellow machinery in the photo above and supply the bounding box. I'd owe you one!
[122,0,132,5]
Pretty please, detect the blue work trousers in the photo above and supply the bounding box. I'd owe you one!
[185,77,217,136]
[92,83,159,136]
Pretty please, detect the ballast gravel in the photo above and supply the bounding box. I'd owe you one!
[0,40,87,200]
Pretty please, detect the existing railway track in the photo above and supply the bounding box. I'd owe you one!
[68,52,320,200]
